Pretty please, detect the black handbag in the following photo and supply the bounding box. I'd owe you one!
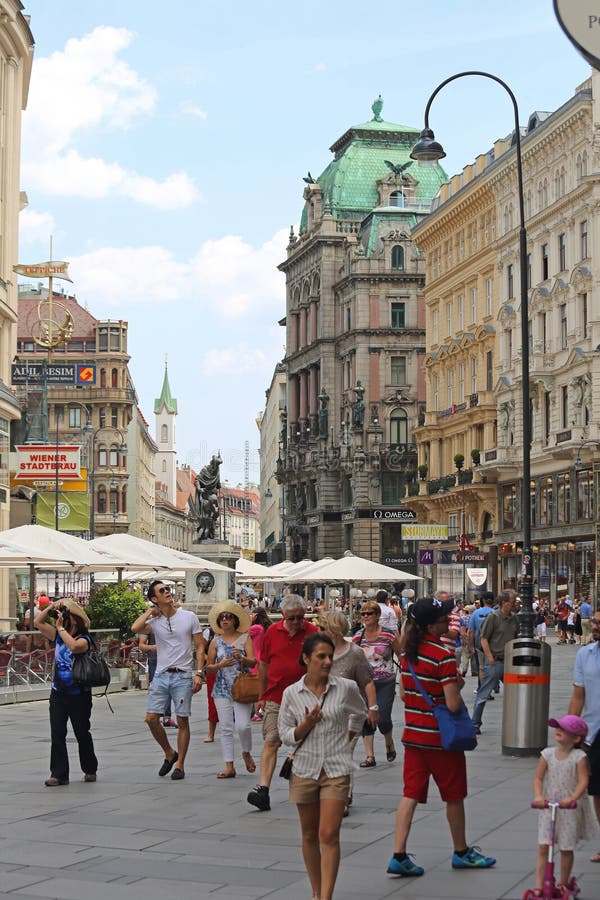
[279,692,327,780]
[72,635,111,689]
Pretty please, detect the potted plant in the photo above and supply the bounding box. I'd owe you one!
[418,463,428,481]
[453,453,465,470]
[471,448,481,466]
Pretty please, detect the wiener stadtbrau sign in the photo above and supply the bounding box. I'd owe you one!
[554,0,600,70]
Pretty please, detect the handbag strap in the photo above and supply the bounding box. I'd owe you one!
[290,690,327,758]
[405,658,435,711]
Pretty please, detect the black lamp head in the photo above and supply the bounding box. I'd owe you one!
[410,128,446,164]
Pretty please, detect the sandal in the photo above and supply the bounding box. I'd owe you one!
[590,851,600,862]
[386,743,397,762]
[242,752,256,773]
[360,756,376,768]
[216,769,236,779]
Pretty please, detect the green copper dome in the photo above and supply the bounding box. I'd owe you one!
[300,97,447,230]
[154,364,177,414]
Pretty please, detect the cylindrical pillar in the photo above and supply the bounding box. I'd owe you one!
[501,638,551,756]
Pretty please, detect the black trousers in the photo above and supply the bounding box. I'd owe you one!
[49,689,98,780]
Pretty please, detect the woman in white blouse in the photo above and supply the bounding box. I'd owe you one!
[278,632,366,900]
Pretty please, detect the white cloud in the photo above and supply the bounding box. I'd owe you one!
[18,208,56,245]
[21,26,199,210]
[200,344,272,376]
[178,102,208,120]
[308,62,327,73]
[68,227,288,313]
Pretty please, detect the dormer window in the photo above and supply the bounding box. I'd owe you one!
[390,190,405,208]
[391,245,405,270]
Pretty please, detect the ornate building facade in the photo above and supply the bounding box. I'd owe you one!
[277,98,446,566]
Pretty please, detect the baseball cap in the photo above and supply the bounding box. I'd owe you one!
[548,715,588,737]
[408,597,455,627]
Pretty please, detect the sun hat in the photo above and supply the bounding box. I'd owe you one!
[208,599,251,635]
[407,597,455,628]
[60,599,91,630]
[548,714,588,737]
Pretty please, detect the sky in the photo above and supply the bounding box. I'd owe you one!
[18,1,589,484]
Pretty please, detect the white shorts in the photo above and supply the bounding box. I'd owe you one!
[536,622,547,638]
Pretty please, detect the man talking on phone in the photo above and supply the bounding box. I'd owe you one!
[132,580,204,781]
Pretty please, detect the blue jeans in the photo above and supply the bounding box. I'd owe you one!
[361,678,396,737]
[471,659,504,728]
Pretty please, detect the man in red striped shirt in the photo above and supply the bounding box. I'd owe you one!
[386,597,496,878]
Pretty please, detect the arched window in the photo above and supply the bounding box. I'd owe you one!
[97,487,107,514]
[100,369,107,388]
[161,424,168,442]
[389,191,404,208]
[391,245,404,270]
[111,368,118,388]
[390,408,408,447]
[162,459,167,472]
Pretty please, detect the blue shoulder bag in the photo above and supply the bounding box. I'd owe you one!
[405,659,477,751]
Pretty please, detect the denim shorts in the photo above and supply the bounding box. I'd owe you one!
[147,671,193,717]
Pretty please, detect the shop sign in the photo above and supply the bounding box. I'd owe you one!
[457,552,488,563]
[383,555,416,568]
[14,444,81,480]
[11,362,96,385]
[402,523,448,540]
[372,508,417,520]
[466,567,488,587]
[554,1,600,70]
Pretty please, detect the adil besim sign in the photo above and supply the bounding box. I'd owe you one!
[15,445,81,481]
[554,1,600,69]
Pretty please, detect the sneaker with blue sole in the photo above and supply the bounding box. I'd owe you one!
[452,846,496,869]
[386,855,424,877]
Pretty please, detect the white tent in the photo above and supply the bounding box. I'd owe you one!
[290,551,421,584]
[0,525,138,570]
[0,536,75,567]
[89,533,233,572]
[235,558,283,580]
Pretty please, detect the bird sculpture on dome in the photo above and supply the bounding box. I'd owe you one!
[383,159,413,177]
[302,171,316,184]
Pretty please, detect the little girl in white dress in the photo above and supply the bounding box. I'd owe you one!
[532,714,599,896]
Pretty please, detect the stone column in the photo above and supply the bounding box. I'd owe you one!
[299,370,308,420]
[311,300,318,342]
[288,374,299,425]
[300,307,307,348]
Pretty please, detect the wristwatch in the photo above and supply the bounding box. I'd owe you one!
[194,671,203,677]
[368,704,379,711]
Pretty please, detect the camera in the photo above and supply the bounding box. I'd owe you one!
[59,605,71,628]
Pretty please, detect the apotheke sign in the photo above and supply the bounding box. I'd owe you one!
[554,1,600,70]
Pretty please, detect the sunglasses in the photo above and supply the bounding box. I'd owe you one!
[218,613,235,621]
[361,611,376,616]
[284,614,305,622]
[156,587,171,595]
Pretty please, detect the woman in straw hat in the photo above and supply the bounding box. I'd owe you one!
[205,600,257,778]
[35,599,98,787]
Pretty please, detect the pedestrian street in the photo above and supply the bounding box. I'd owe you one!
[1,641,599,900]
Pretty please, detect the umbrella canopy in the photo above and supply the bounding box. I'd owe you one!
[235,558,283,580]
[0,535,75,567]
[290,551,421,584]
[0,524,138,570]
[89,533,233,573]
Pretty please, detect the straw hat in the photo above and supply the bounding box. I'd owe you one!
[60,599,91,630]
[208,599,251,635]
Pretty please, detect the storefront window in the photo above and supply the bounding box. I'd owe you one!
[556,473,570,523]
[576,468,594,519]
[540,478,553,525]
[502,484,516,529]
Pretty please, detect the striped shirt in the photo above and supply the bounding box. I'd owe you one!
[278,675,367,779]
[440,607,461,653]
[400,636,458,749]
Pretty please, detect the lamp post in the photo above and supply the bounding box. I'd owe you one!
[411,70,533,639]
[455,456,467,605]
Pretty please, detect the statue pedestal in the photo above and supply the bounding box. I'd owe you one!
[184,542,236,623]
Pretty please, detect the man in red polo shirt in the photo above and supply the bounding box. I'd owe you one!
[247,594,317,811]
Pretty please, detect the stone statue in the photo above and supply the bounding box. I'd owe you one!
[194,452,222,542]
[352,380,365,428]
[318,389,329,438]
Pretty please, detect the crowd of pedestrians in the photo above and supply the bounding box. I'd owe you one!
[32,583,600,900]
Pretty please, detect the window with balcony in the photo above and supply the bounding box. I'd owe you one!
[561,384,568,428]
[390,408,408,446]
[390,356,407,386]
[471,357,477,394]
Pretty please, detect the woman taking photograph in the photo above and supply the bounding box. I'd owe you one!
[35,599,98,787]
[205,600,256,778]
[279,632,366,900]
[352,599,402,767]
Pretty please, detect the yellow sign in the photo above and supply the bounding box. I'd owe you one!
[241,549,256,560]
[10,468,88,492]
[402,524,449,541]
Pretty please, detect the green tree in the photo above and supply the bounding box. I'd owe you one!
[87,583,147,639]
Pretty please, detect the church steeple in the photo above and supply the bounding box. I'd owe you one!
[154,357,178,414]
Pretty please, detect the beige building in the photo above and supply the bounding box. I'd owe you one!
[409,72,600,602]
[258,363,286,563]
[127,406,157,541]
[222,482,260,555]
[277,98,446,568]
[0,4,33,625]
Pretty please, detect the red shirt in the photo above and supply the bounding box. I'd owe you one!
[260,618,318,704]
[401,635,458,749]
[440,607,461,653]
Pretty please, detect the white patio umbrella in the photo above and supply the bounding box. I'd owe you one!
[0,525,137,570]
[0,536,75,567]
[291,551,421,584]
[89,533,234,573]
[235,558,283,580]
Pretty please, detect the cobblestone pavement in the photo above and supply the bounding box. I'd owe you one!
[1,640,599,900]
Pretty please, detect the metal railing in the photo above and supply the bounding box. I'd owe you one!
[0,628,120,689]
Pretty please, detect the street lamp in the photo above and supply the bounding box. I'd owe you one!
[411,71,533,639]
[455,455,467,605]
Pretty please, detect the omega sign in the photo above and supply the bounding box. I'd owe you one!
[15,445,81,481]
[372,508,417,521]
